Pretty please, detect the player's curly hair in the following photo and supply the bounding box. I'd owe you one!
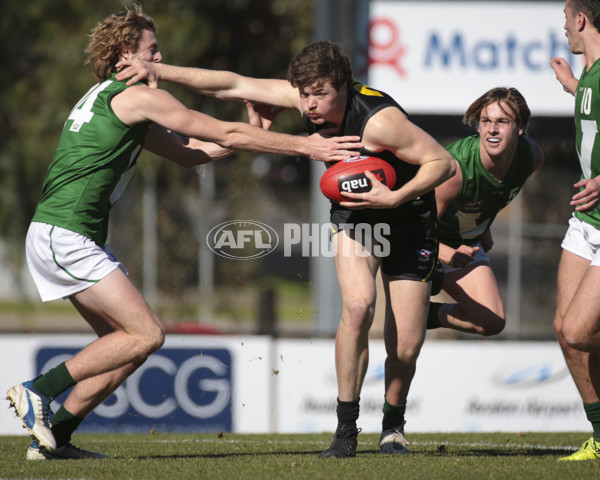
[286,40,353,92]
[463,87,531,133]
[84,5,157,81]
[570,0,600,33]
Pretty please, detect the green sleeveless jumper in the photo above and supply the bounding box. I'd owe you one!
[32,75,150,246]
[438,135,534,249]
[574,60,600,229]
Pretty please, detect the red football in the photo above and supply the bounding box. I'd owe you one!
[319,156,396,203]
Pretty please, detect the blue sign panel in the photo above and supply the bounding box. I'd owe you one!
[36,347,232,433]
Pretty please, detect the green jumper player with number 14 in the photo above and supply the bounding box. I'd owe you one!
[5,8,361,460]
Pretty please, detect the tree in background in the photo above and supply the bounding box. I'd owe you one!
[0,0,313,297]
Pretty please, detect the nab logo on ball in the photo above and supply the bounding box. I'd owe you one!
[340,169,389,194]
[343,155,371,162]
[319,156,396,203]
[207,220,278,260]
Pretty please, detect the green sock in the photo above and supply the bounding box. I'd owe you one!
[382,399,406,431]
[426,302,443,329]
[51,405,83,447]
[583,401,600,441]
[32,362,76,400]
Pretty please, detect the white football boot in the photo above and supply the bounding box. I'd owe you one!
[379,422,409,454]
[27,439,109,460]
[6,380,56,451]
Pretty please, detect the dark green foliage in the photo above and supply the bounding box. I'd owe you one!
[0,0,312,295]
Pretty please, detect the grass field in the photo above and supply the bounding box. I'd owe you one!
[0,431,597,480]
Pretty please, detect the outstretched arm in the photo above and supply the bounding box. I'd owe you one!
[143,124,228,167]
[116,60,301,110]
[550,57,578,96]
[113,85,361,163]
[143,101,283,168]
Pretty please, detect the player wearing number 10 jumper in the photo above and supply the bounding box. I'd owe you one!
[549,0,600,463]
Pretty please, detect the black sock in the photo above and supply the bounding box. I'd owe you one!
[336,398,360,433]
[427,302,443,329]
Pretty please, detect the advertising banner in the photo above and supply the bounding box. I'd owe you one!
[36,347,233,433]
[274,339,588,433]
[0,335,589,435]
[368,1,584,116]
[0,335,273,435]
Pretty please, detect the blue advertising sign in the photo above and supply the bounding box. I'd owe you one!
[36,347,232,433]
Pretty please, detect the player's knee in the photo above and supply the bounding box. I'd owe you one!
[387,343,422,365]
[553,315,581,356]
[563,334,591,351]
[553,315,565,341]
[342,299,375,330]
[562,323,594,352]
[389,350,419,366]
[147,323,166,353]
[479,315,505,336]
[555,312,582,349]
[137,321,165,357]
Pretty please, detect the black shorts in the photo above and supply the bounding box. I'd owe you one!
[330,207,439,281]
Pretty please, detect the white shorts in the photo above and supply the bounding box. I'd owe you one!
[26,222,126,302]
[561,214,600,267]
[442,241,490,273]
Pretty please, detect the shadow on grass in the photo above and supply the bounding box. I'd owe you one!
[131,445,575,460]
[131,450,327,460]
[360,445,575,457]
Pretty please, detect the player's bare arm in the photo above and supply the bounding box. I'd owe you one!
[112,85,361,162]
[244,101,284,131]
[550,57,579,96]
[341,107,455,208]
[434,160,462,218]
[143,101,277,168]
[438,243,480,268]
[391,125,456,197]
[432,164,479,266]
[440,218,489,267]
[571,176,600,212]
[143,124,231,167]
[116,59,301,110]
